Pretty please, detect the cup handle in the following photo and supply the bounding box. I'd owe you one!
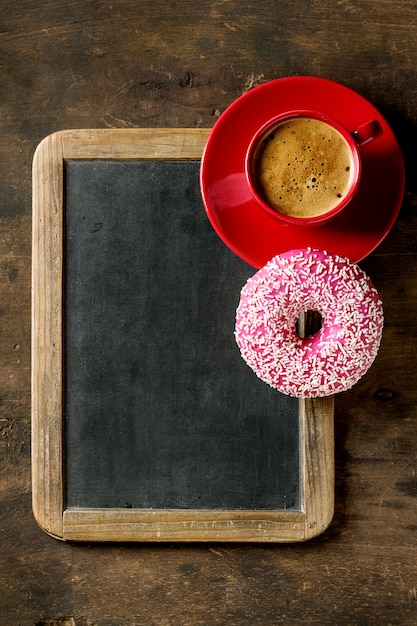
[351,119,383,146]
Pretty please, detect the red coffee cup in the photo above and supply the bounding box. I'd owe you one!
[245,110,382,227]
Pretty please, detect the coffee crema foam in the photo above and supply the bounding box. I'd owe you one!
[255,117,354,218]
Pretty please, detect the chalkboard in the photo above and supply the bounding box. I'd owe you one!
[32,129,334,542]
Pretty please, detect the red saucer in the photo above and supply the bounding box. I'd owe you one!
[200,76,405,268]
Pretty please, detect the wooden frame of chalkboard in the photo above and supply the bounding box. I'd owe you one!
[32,128,334,542]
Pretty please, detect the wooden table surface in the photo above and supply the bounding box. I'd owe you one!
[1,1,417,624]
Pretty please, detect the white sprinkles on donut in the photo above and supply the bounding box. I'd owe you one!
[235,248,383,398]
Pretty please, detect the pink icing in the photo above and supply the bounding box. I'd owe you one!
[235,248,383,398]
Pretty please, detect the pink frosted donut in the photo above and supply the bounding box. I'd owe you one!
[235,248,383,398]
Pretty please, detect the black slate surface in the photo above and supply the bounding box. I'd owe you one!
[64,159,300,510]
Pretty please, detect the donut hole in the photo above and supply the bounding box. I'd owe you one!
[296,310,323,338]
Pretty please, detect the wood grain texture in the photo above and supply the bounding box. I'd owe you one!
[302,397,335,540]
[60,127,210,159]
[31,131,64,539]
[62,509,306,543]
[32,128,334,544]
[2,0,417,623]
